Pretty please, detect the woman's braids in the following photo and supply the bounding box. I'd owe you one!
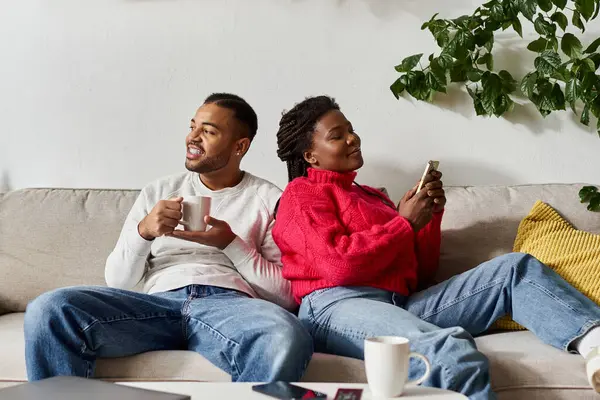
[276,96,340,182]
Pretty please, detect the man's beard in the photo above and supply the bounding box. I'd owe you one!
[185,150,232,174]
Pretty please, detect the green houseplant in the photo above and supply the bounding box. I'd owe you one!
[390,0,600,211]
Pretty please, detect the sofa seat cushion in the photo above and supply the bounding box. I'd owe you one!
[1,312,594,397]
[0,313,365,383]
[475,331,591,394]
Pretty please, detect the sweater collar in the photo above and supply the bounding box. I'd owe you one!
[307,168,357,189]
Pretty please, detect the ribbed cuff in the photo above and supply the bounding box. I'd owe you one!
[222,236,254,265]
[127,229,154,256]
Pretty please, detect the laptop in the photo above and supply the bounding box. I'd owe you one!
[0,376,190,400]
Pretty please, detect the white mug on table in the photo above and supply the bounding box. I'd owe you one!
[364,336,431,398]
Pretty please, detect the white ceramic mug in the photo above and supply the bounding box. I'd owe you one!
[364,336,431,398]
[180,196,211,231]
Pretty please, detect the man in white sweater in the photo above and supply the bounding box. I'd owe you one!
[24,93,313,382]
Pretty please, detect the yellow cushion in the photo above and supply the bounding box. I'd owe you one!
[494,201,600,331]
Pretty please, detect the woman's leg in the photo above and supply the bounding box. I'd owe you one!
[300,286,494,400]
[404,252,600,351]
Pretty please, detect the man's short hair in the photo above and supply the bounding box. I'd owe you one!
[204,93,258,141]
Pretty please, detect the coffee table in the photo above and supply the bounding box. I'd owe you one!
[118,382,467,399]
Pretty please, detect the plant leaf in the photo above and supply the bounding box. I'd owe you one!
[581,103,590,125]
[572,10,586,32]
[491,2,505,20]
[565,78,581,112]
[512,18,523,36]
[534,51,561,74]
[519,0,537,20]
[590,95,600,118]
[438,52,454,69]
[576,58,597,76]
[474,98,488,115]
[390,78,406,99]
[584,38,600,54]
[406,71,432,101]
[427,71,447,93]
[485,35,495,52]
[520,71,539,97]
[550,11,568,31]
[579,185,598,202]
[499,70,518,92]
[537,0,553,12]
[446,30,475,60]
[551,83,566,110]
[534,15,556,36]
[467,70,483,82]
[593,0,600,20]
[535,93,554,113]
[551,0,567,9]
[474,29,493,46]
[527,37,550,52]
[481,73,503,113]
[466,85,478,99]
[549,35,559,51]
[429,59,450,90]
[561,33,583,58]
[422,12,439,29]
[395,54,424,73]
[575,0,595,21]
[477,53,494,70]
[453,15,472,28]
[589,53,600,69]
[589,195,600,211]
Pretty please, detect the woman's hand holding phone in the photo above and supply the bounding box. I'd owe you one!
[397,162,447,230]
[397,184,434,232]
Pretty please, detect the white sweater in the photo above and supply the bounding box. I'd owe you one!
[105,171,295,310]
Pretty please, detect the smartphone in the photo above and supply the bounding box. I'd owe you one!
[252,382,327,399]
[416,160,440,193]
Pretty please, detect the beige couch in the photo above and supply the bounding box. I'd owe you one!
[1,184,599,399]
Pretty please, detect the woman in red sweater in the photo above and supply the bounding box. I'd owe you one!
[272,96,600,399]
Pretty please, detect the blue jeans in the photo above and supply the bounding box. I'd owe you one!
[300,253,600,400]
[24,285,313,382]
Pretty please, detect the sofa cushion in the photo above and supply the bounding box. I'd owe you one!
[439,184,600,282]
[475,331,592,397]
[0,313,365,383]
[1,312,594,396]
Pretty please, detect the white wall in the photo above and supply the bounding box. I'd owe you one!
[1,0,599,200]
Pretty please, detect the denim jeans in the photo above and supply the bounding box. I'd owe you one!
[24,285,313,382]
[299,253,600,400]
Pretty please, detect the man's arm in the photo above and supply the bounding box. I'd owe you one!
[105,189,153,290]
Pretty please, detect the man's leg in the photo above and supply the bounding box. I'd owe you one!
[24,286,186,380]
[404,253,600,350]
[184,286,313,382]
[300,286,494,400]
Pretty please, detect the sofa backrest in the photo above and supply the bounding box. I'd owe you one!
[0,184,599,313]
[0,189,139,314]
[438,184,600,282]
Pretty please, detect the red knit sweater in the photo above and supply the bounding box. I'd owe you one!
[273,168,443,304]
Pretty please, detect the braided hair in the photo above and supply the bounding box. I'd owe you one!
[276,96,340,182]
